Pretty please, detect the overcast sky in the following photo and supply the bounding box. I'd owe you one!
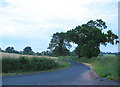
[0,0,119,52]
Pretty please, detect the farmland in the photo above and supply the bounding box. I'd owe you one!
[1,52,58,60]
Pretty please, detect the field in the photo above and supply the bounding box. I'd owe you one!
[102,54,116,57]
[1,52,58,60]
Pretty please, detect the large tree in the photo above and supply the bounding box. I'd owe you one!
[66,19,119,58]
[48,32,71,56]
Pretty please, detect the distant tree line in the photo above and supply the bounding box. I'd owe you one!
[0,46,52,56]
[0,46,78,57]
[100,51,120,56]
[0,46,119,57]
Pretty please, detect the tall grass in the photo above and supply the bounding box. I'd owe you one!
[92,56,118,80]
[65,56,119,81]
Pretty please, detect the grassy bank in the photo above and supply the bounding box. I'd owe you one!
[64,56,119,81]
[2,56,71,76]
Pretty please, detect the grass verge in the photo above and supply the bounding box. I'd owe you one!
[65,56,119,81]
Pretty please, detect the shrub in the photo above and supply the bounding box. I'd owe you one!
[2,56,57,73]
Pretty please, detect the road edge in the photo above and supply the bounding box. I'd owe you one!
[82,63,98,79]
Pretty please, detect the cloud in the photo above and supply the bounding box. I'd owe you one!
[0,0,119,51]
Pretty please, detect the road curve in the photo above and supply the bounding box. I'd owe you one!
[2,59,119,85]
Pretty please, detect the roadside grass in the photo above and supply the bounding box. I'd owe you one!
[2,56,71,76]
[91,56,118,80]
[57,56,71,68]
[64,56,119,81]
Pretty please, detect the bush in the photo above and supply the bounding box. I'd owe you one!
[2,56,57,73]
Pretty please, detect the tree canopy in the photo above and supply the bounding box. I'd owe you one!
[66,19,118,58]
[5,47,19,54]
[23,46,34,55]
[48,32,71,56]
[5,47,14,53]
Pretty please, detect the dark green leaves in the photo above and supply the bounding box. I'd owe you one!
[48,32,71,56]
[23,46,34,55]
[106,30,119,44]
[2,57,57,73]
[66,19,118,58]
[48,19,119,58]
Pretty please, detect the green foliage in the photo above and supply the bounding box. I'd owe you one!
[75,45,100,58]
[92,56,118,80]
[41,51,54,56]
[5,47,19,54]
[66,19,119,58]
[48,32,71,56]
[5,47,14,53]
[36,52,42,56]
[28,51,34,55]
[23,46,34,55]
[2,56,57,73]
[57,56,71,68]
[69,51,77,56]
[53,46,69,56]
